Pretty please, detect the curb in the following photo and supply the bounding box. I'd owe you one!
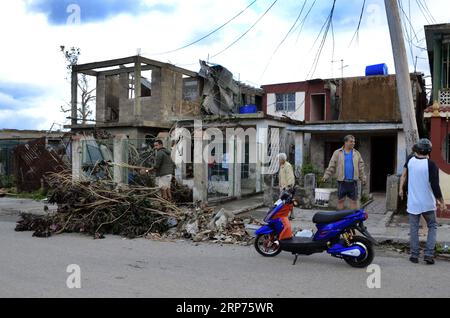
[383,211,395,227]
[361,199,374,210]
[233,203,266,216]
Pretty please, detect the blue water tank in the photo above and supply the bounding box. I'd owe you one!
[365,63,388,76]
[239,104,257,114]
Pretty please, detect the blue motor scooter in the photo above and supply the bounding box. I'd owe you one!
[254,190,377,267]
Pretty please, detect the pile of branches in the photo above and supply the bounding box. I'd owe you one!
[15,171,186,239]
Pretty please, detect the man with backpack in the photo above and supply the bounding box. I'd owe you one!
[399,139,446,265]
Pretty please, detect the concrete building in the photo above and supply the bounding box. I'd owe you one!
[66,56,274,203]
[262,73,427,194]
[424,23,450,218]
[65,55,202,141]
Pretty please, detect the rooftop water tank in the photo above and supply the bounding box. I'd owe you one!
[365,63,388,76]
[239,104,257,114]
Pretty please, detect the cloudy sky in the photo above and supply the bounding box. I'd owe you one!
[0,0,448,131]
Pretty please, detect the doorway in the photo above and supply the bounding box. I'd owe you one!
[370,136,396,192]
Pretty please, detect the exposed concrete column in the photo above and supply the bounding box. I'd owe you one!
[304,133,312,162]
[396,131,407,175]
[386,175,400,212]
[71,135,83,181]
[172,129,189,181]
[118,72,129,123]
[113,134,129,186]
[193,121,207,203]
[71,71,78,125]
[294,132,304,169]
[234,133,244,199]
[256,122,269,192]
[134,56,142,122]
[96,74,106,123]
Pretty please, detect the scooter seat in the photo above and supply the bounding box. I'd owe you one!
[312,210,357,224]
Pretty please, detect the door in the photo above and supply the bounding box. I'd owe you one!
[370,136,396,192]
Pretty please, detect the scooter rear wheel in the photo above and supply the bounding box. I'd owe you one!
[254,234,282,257]
[343,236,374,268]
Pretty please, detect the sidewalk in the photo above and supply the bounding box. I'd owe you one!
[0,197,56,221]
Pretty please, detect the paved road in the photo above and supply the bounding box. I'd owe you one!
[1,216,449,298]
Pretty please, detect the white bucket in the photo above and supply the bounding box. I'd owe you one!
[315,188,335,207]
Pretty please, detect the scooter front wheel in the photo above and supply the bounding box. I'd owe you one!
[343,236,374,268]
[254,234,282,257]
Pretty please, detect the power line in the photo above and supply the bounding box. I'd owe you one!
[398,0,419,42]
[258,0,308,80]
[295,0,317,44]
[349,0,366,46]
[415,0,432,24]
[416,0,436,24]
[399,0,416,66]
[146,0,259,55]
[210,0,279,59]
[420,0,437,23]
[306,0,336,80]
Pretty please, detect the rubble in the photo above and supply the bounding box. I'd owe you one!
[14,170,261,245]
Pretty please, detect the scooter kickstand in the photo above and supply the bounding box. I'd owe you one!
[293,254,299,265]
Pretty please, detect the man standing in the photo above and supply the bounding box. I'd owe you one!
[147,140,175,201]
[322,135,366,210]
[399,139,446,265]
[277,153,296,219]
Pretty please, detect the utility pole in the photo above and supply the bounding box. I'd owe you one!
[384,0,419,152]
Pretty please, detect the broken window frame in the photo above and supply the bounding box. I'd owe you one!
[128,70,152,100]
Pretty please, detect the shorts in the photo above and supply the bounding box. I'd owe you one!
[338,181,357,201]
[156,174,172,189]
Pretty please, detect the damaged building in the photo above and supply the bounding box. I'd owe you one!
[67,56,271,203]
[262,72,428,195]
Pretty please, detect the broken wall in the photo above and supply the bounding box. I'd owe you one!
[339,76,401,121]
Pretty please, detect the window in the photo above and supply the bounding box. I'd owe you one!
[128,71,152,99]
[275,93,296,112]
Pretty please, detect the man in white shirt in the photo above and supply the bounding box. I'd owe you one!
[399,139,446,265]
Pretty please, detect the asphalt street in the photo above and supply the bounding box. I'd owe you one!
[1,216,449,298]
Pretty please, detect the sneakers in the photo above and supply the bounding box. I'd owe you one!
[409,256,435,264]
[409,256,419,264]
[424,256,435,265]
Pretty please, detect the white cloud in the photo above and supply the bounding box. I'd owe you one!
[0,0,449,130]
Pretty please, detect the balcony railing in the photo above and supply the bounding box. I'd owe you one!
[440,88,450,106]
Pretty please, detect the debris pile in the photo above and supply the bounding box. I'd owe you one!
[15,171,184,239]
[164,208,262,245]
[14,171,261,245]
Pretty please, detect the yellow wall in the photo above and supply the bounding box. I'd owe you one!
[440,170,450,204]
